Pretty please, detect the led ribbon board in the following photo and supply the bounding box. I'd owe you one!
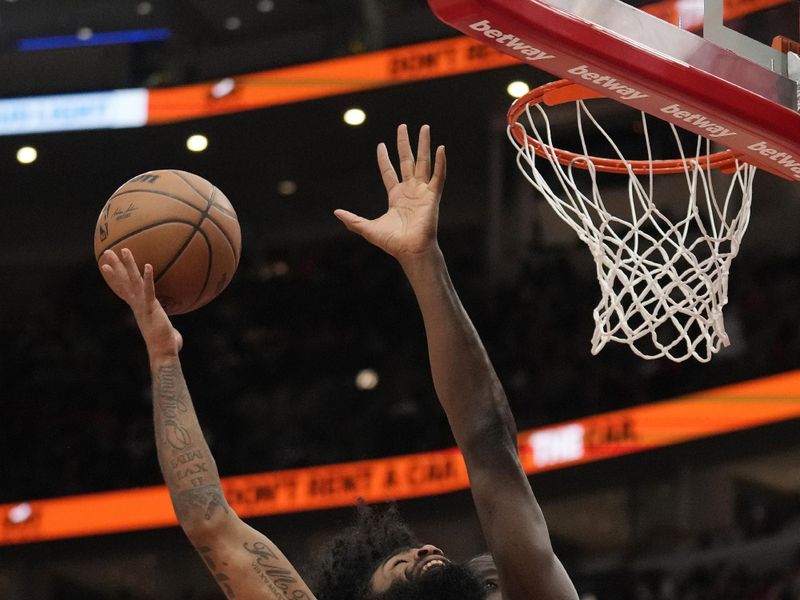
[0,1,793,137]
[427,0,800,181]
[2,370,800,546]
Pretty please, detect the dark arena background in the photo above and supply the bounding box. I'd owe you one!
[1,1,800,598]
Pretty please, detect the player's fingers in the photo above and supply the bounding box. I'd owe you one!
[377,143,399,192]
[334,209,370,236]
[429,145,447,198]
[414,125,432,181]
[101,250,126,280]
[396,124,415,181]
[120,248,143,283]
[99,263,117,287]
[143,263,156,303]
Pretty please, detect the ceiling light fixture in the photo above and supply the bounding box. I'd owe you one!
[16,146,37,164]
[343,108,366,126]
[186,134,208,152]
[507,81,530,98]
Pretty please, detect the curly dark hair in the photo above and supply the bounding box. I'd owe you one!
[310,500,420,600]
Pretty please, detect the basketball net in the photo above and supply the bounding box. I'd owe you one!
[507,80,757,363]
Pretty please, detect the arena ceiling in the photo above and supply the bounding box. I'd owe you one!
[0,0,797,274]
[0,0,453,97]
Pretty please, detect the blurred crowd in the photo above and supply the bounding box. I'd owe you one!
[3,231,800,502]
[627,556,800,600]
[3,230,800,599]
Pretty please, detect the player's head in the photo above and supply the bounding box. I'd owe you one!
[311,501,485,600]
[368,544,485,600]
[466,552,503,600]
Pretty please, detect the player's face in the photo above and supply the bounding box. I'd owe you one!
[369,545,449,593]
[467,553,503,600]
[368,544,486,600]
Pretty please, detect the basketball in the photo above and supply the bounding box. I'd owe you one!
[94,169,242,315]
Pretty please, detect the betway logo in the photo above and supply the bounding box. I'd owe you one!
[469,20,555,62]
[567,65,648,101]
[748,142,800,179]
[661,104,736,138]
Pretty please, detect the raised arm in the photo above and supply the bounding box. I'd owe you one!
[99,249,316,600]
[335,125,578,600]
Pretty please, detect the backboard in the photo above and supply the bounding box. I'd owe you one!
[427,0,800,181]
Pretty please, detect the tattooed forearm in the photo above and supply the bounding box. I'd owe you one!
[151,360,227,524]
[198,546,237,599]
[244,541,312,599]
[155,364,193,450]
[174,485,229,522]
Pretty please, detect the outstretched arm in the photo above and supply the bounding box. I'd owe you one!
[335,125,578,600]
[100,249,316,600]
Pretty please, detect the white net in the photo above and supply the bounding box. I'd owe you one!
[508,94,757,363]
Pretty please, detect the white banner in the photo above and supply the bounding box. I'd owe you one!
[0,89,148,135]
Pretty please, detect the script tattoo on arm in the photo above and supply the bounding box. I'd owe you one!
[155,363,193,451]
[243,541,312,600]
[152,361,228,524]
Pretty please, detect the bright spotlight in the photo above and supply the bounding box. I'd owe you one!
[507,81,530,98]
[16,146,37,164]
[186,134,208,152]
[343,108,366,126]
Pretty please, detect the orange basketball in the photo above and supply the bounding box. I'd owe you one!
[94,169,242,315]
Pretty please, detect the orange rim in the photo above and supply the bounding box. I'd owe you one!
[507,79,742,175]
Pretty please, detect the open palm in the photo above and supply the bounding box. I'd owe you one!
[335,124,446,263]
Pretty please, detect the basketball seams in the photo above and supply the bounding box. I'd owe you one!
[151,177,214,295]
[170,170,239,220]
[95,220,197,262]
[204,214,240,266]
[206,187,240,264]
[118,175,239,263]
[209,190,237,218]
[153,229,199,284]
[211,203,236,219]
[186,229,214,313]
[170,170,213,206]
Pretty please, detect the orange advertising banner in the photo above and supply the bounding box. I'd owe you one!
[2,370,800,546]
[146,36,517,124]
[142,0,791,124]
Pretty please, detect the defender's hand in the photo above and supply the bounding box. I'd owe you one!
[100,248,182,360]
[335,124,446,266]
